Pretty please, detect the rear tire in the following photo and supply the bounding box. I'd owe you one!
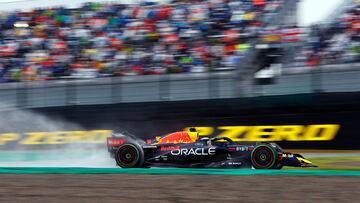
[251,144,277,169]
[115,143,144,168]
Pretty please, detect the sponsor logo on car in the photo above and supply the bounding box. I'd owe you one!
[142,145,158,149]
[160,146,180,151]
[228,162,242,166]
[236,146,247,151]
[170,147,216,156]
[282,153,294,158]
[107,138,125,147]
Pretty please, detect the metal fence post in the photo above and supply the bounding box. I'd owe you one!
[16,82,27,108]
[208,73,219,99]
[65,80,77,105]
[159,75,170,101]
[311,66,322,93]
[111,77,122,104]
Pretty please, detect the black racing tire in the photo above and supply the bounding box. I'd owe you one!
[251,144,277,169]
[115,143,144,168]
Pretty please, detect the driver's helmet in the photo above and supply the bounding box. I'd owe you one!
[188,127,200,142]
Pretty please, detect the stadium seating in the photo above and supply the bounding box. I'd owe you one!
[0,0,286,82]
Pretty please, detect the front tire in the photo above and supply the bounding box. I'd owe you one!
[251,144,277,169]
[115,143,144,168]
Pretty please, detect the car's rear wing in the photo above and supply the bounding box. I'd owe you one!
[107,137,126,148]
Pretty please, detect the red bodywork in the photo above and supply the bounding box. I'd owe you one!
[156,131,194,144]
[107,131,195,148]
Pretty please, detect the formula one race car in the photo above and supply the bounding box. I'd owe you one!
[107,128,317,169]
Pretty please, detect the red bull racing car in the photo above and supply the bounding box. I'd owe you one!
[107,128,317,169]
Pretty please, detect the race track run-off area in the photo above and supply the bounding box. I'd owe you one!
[0,174,359,203]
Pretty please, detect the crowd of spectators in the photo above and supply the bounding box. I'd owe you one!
[0,0,286,82]
[292,1,360,67]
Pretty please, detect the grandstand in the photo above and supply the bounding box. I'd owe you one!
[0,0,292,82]
[0,0,359,110]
